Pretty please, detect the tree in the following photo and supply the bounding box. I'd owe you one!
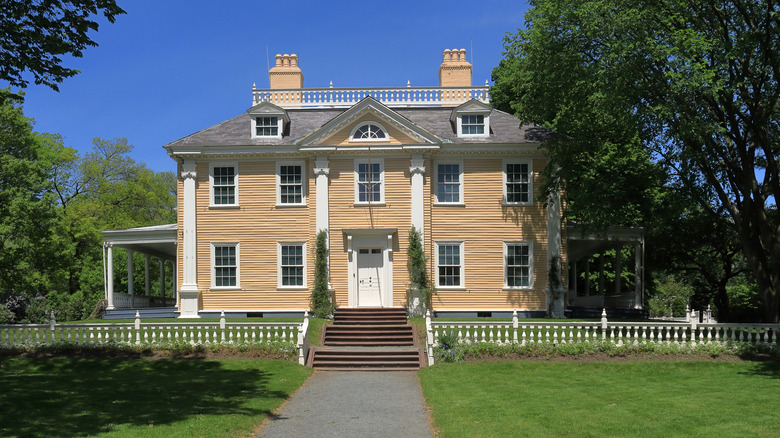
[493,0,780,322]
[0,0,125,99]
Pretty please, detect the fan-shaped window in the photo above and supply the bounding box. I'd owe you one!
[351,123,387,140]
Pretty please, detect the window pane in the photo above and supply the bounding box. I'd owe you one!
[506,163,530,203]
[437,164,460,203]
[506,244,530,287]
[279,165,303,204]
[214,245,237,287]
[437,244,462,286]
[213,166,236,205]
[280,244,304,286]
[256,117,279,136]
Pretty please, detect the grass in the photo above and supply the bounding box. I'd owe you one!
[419,360,780,437]
[0,356,312,438]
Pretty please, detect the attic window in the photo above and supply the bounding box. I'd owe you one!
[350,123,387,141]
[256,117,279,136]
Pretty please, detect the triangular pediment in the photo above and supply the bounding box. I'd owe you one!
[297,97,442,147]
[247,101,289,122]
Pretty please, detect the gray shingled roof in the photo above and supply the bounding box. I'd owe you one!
[164,105,552,148]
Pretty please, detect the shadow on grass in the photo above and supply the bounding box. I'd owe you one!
[741,359,780,379]
[0,357,290,437]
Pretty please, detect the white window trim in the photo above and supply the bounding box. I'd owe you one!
[277,241,307,289]
[354,158,385,205]
[435,241,465,290]
[457,113,490,138]
[502,159,533,206]
[209,162,239,208]
[349,121,390,142]
[433,159,464,205]
[276,160,306,207]
[503,241,534,290]
[251,116,283,139]
[211,242,240,290]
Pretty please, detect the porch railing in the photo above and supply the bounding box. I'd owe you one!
[112,293,176,309]
[425,309,780,365]
[0,311,311,365]
[252,85,490,108]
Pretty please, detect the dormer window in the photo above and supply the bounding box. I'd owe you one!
[247,102,288,139]
[451,99,492,138]
[350,122,388,141]
[256,116,279,136]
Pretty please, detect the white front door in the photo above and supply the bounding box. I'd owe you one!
[357,248,383,307]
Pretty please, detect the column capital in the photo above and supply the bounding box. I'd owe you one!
[180,160,197,180]
[409,156,426,175]
[314,167,330,176]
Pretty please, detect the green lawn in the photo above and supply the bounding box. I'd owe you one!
[0,357,312,438]
[419,360,780,437]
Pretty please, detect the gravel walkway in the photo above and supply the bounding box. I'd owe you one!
[258,371,434,438]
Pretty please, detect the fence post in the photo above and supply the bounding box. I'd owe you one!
[49,311,56,343]
[601,308,608,341]
[685,304,691,322]
[134,311,141,345]
[512,309,519,344]
[690,309,698,342]
[298,310,310,365]
[425,309,435,365]
[220,310,226,343]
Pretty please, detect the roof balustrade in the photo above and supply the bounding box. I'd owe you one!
[251,85,490,108]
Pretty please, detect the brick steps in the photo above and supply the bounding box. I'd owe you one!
[311,307,422,371]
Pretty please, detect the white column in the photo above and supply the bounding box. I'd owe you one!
[179,160,201,318]
[127,249,134,296]
[144,254,151,296]
[409,155,426,239]
[546,190,564,317]
[314,156,330,235]
[634,241,643,309]
[106,244,115,310]
[159,258,165,298]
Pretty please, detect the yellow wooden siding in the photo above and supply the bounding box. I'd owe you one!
[428,157,548,310]
[193,160,313,310]
[321,114,418,146]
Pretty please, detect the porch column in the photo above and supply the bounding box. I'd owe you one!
[127,249,134,297]
[144,254,151,296]
[614,246,622,295]
[106,244,115,310]
[409,155,426,239]
[634,241,643,309]
[179,160,201,318]
[159,258,165,298]
[546,190,564,317]
[314,156,331,289]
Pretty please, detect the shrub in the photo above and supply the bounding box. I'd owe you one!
[310,230,334,318]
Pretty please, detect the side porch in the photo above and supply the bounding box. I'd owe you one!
[101,224,178,319]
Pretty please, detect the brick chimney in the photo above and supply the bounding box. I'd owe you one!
[269,53,303,89]
[438,48,472,87]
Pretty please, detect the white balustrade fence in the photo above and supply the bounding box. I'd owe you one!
[425,309,780,365]
[0,311,311,365]
[252,85,490,108]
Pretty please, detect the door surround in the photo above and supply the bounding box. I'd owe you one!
[343,228,396,308]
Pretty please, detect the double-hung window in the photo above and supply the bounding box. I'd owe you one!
[212,243,239,288]
[435,161,463,204]
[278,242,306,288]
[256,116,279,137]
[461,114,485,135]
[504,160,532,205]
[277,162,304,205]
[210,164,238,206]
[355,159,384,204]
[436,242,464,288]
[504,242,532,288]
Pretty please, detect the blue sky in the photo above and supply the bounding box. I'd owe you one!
[11,0,530,173]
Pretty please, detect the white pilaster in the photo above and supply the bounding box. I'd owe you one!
[409,155,426,239]
[106,244,115,310]
[314,157,330,236]
[179,160,201,318]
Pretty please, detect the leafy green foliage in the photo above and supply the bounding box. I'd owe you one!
[648,274,694,318]
[0,1,125,99]
[407,225,434,314]
[493,0,780,322]
[310,230,334,318]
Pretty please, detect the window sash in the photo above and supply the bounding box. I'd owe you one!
[256,117,279,136]
[357,162,382,203]
[461,114,485,135]
[214,245,237,287]
[213,166,236,205]
[279,165,303,204]
[437,243,462,287]
[506,243,530,287]
[280,244,304,286]
[506,163,530,204]
[437,164,461,203]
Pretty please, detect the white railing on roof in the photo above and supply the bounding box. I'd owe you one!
[424,309,780,365]
[0,311,311,365]
[251,85,490,108]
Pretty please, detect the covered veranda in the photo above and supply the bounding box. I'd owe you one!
[102,224,178,312]
[566,225,645,311]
